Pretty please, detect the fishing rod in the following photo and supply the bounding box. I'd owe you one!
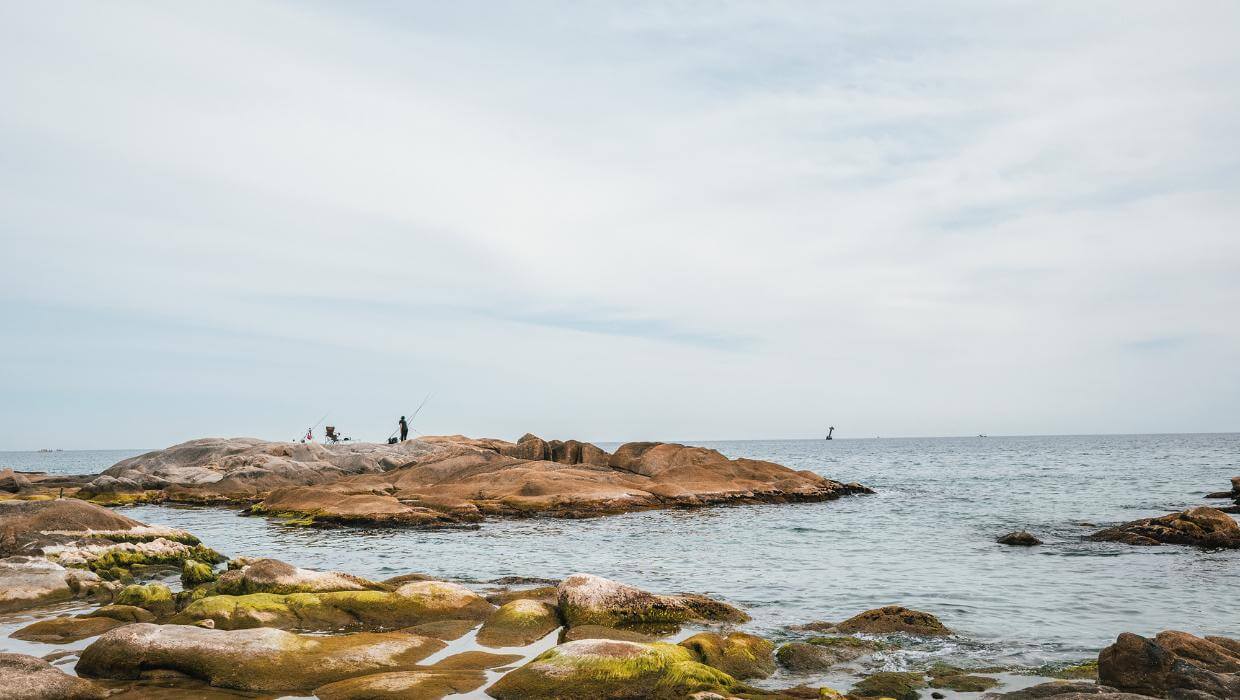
[300,411,329,441]
[389,392,433,440]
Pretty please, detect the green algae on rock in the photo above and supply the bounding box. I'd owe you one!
[86,604,157,623]
[487,639,741,700]
[115,582,175,618]
[851,671,928,699]
[214,557,386,595]
[171,580,495,631]
[929,673,1001,691]
[557,573,748,630]
[76,623,445,691]
[181,559,218,587]
[679,631,776,680]
[830,605,952,637]
[475,599,561,648]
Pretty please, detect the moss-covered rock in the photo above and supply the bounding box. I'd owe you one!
[115,582,175,618]
[680,632,776,680]
[776,642,841,673]
[313,669,486,699]
[563,625,659,643]
[1036,658,1099,680]
[832,606,951,637]
[85,604,156,623]
[929,674,1000,692]
[76,623,445,691]
[9,615,125,643]
[171,580,495,631]
[488,639,741,699]
[558,573,748,630]
[486,584,559,606]
[214,557,384,595]
[476,599,560,647]
[181,559,218,588]
[0,652,106,699]
[45,538,225,581]
[851,671,927,700]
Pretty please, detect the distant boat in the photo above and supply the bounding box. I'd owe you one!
[977,434,988,438]
[825,426,835,440]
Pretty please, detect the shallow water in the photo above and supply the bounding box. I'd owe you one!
[3,434,1238,695]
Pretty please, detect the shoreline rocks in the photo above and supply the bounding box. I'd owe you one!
[557,573,749,630]
[817,605,953,637]
[1098,630,1240,698]
[1089,506,1240,549]
[998,530,1043,546]
[0,653,105,699]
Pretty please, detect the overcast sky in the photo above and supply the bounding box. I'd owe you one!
[2,2,1238,449]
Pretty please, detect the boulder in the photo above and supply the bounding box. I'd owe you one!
[115,582,175,618]
[486,584,559,606]
[776,637,884,672]
[0,498,144,556]
[0,556,76,612]
[475,599,560,647]
[0,469,32,493]
[42,536,224,580]
[76,623,445,691]
[9,615,125,643]
[1098,630,1240,698]
[562,625,658,643]
[998,530,1043,546]
[851,671,927,699]
[928,673,999,691]
[171,580,495,631]
[181,559,217,587]
[1090,507,1240,548]
[313,669,487,699]
[86,604,156,623]
[0,653,106,699]
[486,639,740,699]
[679,632,775,679]
[830,605,952,636]
[214,557,384,595]
[557,573,748,630]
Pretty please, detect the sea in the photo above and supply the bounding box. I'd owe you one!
[2,433,1238,695]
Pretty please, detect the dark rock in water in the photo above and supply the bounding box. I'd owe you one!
[830,605,952,636]
[0,652,106,699]
[1098,630,1240,698]
[852,671,927,699]
[998,530,1043,546]
[1089,506,1240,548]
[992,681,1142,698]
[931,693,945,699]
[776,642,840,673]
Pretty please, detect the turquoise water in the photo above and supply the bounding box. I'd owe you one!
[3,434,1238,688]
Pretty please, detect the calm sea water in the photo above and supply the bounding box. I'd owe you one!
[3,434,1238,691]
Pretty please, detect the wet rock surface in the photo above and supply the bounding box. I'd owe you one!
[557,573,749,629]
[0,652,106,699]
[998,530,1044,546]
[1098,630,1240,698]
[826,605,952,636]
[1089,506,1240,548]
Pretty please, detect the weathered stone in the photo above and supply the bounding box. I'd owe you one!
[86,604,157,623]
[0,556,75,612]
[557,573,748,630]
[181,559,217,587]
[214,557,383,595]
[9,615,125,643]
[852,671,927,699]
[1098,630,1240,698]
[115,582,175,618]
[486,584,559,606]
[0,499,143,556]
[1090,507,1240,548]
[0,652,106,699]
[76,623,445,691]
[993,681,1145,699]
[776,636,884,672]
[831,605,951,636]
[562,625,659,643]
[313,669,486,699]
[680,632,775,679]
[929,673,1000,691]
[487,639,740,699]
[476,599,560,647]
[0,469,32,493]
[171,580,495,631]
[998,530,1043,546]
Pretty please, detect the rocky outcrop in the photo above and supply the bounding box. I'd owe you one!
[171,580,495,631]
[0,556,110,613]
[679,632,775,680]
[998,530,1043,546]
[0,653,106,699]
[76,623,445,691]
[0,498,144,556]
[475,599,561,647]
[1203,477,1240,500]
[557,573,748,630]
[1090,507,1240,548]
[486,639,740,699]
[214,557,384,595]
[820,605,952,636]
[0,469,32,493]
[1098,630,1240,698]
[89,435,870,525]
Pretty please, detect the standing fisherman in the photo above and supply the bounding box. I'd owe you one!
[398,416,408,442]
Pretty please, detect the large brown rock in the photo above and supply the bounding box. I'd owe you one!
[0,498,143,556]
[475,599,561,647]
[9,615,125,643]
[1098,630,1240,698]
[215,557,385,595]
[76,623,445,691]
[557,573,748,629]
[1090,507,1240,548]
[116,435,870,525]
[831,605,952,636]
[0,653,106,699]
[0,469,32,493]
[679,631,775,679]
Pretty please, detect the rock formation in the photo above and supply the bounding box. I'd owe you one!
[0,653,105,700]
[1090,506,1240,548]
[1097,630,1240,698]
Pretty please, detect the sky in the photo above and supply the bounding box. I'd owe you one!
[2,2,1239,449]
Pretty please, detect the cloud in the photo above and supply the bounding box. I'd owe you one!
[1,1,1238,447]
